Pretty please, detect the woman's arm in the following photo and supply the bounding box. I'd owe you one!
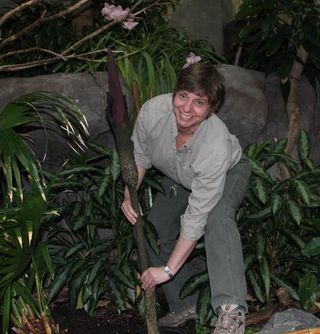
[140,236,197,290]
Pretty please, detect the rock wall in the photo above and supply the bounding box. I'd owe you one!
[0,66,319,172]
[169,0,234,54]
[0,72,133,170]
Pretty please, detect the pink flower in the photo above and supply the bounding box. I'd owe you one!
[101,3,114,20]
[122,18,139,30]
[183,52,202,69]
[101,3,129,22]
[111,5,129,22]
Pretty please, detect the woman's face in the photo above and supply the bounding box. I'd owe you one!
[173,90,210,134]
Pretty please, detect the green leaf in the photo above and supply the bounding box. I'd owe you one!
[298,130,311,162]
[271,275,299,300]
[256,235,265,263]
[69,270,87,308]
[48,266,71,302]
[247,269,264,303]
[252,177,269,204]
[73,216,87,231]
[280,227,305,249]
[248,159,273,183]
[272,153,299,172]
[2,285,11,334]
[247,206,272,220]
[106,280,126,312]
[273,138,288,153]
[244,143,257,159]
[266,31,287,56]
[298,272,319,310]
[65,243,85,258]
[309,219,320,232]
[196,285,211,325]
[271,194,283,215]
[108,265,133,289]
[302,237,320,256]
[260,257,271,301]
[180,271,209,299]
[49,259,84,302]
[87,258,105,285]
[287,200,302,225]
[292,179,311,206]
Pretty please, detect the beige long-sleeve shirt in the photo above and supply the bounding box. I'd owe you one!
[132,93,242,240]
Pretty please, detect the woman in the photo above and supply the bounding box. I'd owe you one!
[121,61,251,334]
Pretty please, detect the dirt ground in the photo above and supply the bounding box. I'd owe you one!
[52,291,196,334]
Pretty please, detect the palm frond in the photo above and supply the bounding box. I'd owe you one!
[0,91,89,203]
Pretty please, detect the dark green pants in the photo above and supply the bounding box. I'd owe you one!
[146,158,251,313]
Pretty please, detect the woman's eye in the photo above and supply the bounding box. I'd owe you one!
[195,100,206,106]
[178,92,187,99]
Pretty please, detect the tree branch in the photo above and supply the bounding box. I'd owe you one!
[0,0,91,49]
[0,0,41,26]
[279,44,308,180]
[0,0,171,72]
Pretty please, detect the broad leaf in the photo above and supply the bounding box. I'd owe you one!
[302,237,320,257]
[180,271,209,299]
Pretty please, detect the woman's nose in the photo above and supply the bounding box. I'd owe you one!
[183,99,193,112]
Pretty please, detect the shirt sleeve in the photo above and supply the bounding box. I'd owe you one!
[179,152,229,240]
[131,106,153,170]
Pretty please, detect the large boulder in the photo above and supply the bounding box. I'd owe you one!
[0,65,319,171]
[0,72,133,170]
[217,64,267,148]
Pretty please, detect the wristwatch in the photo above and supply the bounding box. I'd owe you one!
[164,265,174,279]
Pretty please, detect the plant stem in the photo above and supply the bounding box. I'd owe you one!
[110,124,159,334]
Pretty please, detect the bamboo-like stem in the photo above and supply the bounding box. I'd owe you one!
[106,49,160,334]
[279,44,308,180]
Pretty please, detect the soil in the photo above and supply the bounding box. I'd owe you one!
[52,290,196,334]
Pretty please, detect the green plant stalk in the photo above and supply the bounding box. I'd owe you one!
[106,49,159,334]
[111,123,159,334]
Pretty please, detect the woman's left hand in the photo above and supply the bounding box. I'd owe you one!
[140,266,171,290]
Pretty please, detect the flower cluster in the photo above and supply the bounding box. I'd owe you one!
[183,52,201,69]
[101,3,138,30]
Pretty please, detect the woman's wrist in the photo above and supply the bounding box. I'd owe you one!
[163,265,174,279]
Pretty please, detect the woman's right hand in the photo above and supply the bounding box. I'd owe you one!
[121,186,141,225]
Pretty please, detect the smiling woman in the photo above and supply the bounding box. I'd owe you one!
[173,91,210,136]
[121,61,251,333]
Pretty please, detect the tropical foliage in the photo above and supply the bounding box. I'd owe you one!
[0,92,88,204]
[180,130,320,329]
[0,92,88,334]
[236,0,320,81]
[44,142,162,316]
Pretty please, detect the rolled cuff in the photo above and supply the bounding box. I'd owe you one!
[179,216,205,241]
[134,153,152,170]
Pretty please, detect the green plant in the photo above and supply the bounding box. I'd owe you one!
[236,0,320,80]
[0,91,88,334]
[45,142,162,316]
[240,130,320,308]
[0,92,88,203]
[0,192,59,333]
[235,0,320,173]
[180,130,320,332]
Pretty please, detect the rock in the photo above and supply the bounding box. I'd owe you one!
[216,64,267,148]
[257,308,320,334]
[0,72,133,170]
[1,65,319,171]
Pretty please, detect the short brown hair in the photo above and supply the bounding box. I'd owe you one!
[173,62,225,113]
